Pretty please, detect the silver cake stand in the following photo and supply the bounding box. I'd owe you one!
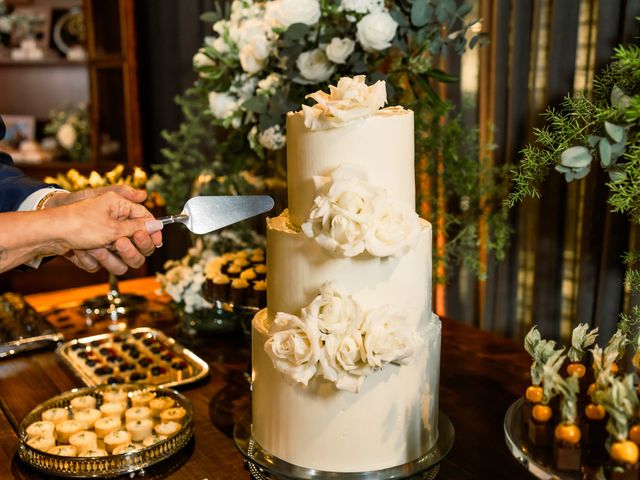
[234,409,454,480]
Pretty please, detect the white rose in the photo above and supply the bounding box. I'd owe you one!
[325,37,355,64]
[301,75,387,129]
[303,283,361,336]
[302,174,378,257]
[266,0,321,28]
[208,92,238,120]
[211,36,230,54]
[193,50,215,67]
[234,18,268,48]
[265,311,322,386]
[362,306,418,368]
[295,49,335,85]
[318,332,369,393]
[56,123,77,149]
[356,11,398,51]
[239,37,270,74]
[365,196,421,257]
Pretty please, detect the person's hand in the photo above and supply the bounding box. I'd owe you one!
[45,186,162,274]
[49,189,163,275]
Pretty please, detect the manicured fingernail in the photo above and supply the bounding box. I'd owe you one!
[146,220,164,232]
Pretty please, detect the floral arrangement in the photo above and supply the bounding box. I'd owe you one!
[302,163,421,258]
[154,0,511,280]
[44,164,165,210]
[507,35,640,329]
[264,282,419,393]
[43,104,91,163]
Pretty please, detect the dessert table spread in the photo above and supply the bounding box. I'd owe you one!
[0,277,535,479]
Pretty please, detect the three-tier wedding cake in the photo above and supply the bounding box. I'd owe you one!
[251,76,440,473]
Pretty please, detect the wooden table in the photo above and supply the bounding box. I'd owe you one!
[0,278,535,479]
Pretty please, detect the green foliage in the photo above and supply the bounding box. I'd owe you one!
[594,374,638,441]
[507,26,640,331]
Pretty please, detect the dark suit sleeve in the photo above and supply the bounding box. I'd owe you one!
[0,116,52,212]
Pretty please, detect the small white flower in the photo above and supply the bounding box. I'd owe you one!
[325,37,356,64]
[295,48,335,85]
[265,0,321,28]
[208,92,238,120]
[257,73,282,95]
[258,125,286,150]
[57,123,77,149]
[211,36,230,54]
[356,11,398,51]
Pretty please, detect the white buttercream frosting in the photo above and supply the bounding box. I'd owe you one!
[302,165,421,258]
[302,75,389,130]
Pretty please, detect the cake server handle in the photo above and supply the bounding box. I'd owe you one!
[156,214,189,227]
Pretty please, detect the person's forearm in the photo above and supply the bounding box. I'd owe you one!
[0,210,67,273]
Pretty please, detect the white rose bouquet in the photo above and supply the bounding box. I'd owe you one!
[156,0,511,280]
[192,0,484,160]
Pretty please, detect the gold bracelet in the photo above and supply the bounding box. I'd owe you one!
[35,190,62,210]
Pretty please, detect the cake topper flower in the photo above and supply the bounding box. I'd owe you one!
[301,75,388,130]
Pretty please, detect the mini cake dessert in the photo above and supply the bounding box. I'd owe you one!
[55,420,84,444]
[126,419,154,442]
[79,448,108,457]
[229,278,249,305]
[142,434,167,447]
[69,431,98,454]
[100,402,126,418]
[103,430,132,453]
[154,420,181,437]
[27,435,56,452]
[94,416,121,438]
[149,397,175,417]
[48,445,77,457]
[125,406,152,422]
[159,407,186,425]
[41,407,68,425]
[70,395,97,411]
[74,408,101,430]
[112,443,139,455]
[102,389,128,404]
[26,421,55,438]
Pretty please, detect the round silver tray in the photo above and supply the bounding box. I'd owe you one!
[18,384,194,478]
[504,398,606,480]
[234,409,454,479]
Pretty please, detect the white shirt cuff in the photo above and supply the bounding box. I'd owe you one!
[17,187,64,212]
[19,187,66,268]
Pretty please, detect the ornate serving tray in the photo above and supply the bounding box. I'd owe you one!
[57,327,209,388]
[18,384,194,477]
[0,293,64,359]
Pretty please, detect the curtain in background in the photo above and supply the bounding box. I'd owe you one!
[441,0,640,343]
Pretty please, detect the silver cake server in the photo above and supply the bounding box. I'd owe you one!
[156,195,274,235]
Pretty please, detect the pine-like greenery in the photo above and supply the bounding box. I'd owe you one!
[507,38,640,331]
